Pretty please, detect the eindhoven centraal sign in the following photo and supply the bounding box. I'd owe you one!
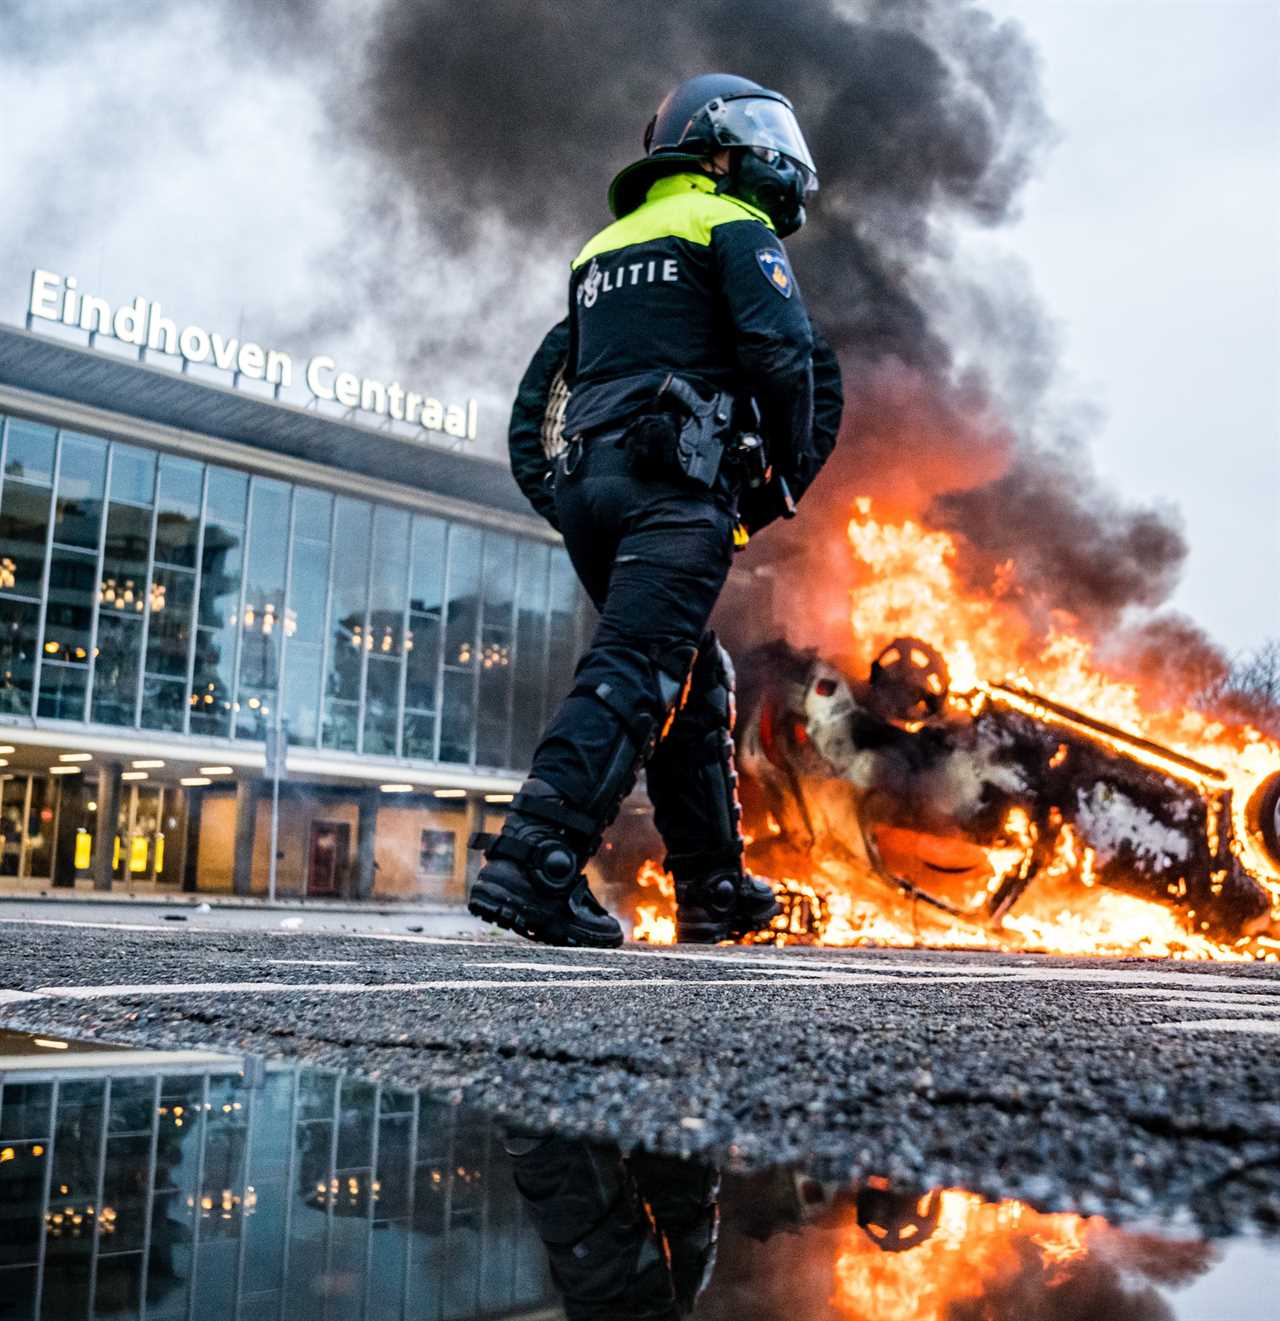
[27,268,478,441]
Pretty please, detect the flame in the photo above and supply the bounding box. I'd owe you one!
[834,1189,1101,1321]
[632,858,676,944]
[630,500,1280,960]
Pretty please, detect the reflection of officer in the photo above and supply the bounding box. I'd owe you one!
[470,74,844,948]
[505,1130,720,1320]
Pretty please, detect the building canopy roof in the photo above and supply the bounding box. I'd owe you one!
[0,324,527,516]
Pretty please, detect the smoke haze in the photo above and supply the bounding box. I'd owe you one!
[2,0,1268,667]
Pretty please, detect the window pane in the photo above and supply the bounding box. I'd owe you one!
[284,640,322,745]
[289,498,331,648]
[440,669,474,764]
[3,418,55,484]
[37,661,86,720]
[143,566,195,678]
[362,509,408,755]
[0,598,38,714]
[323,499,371,752]
[100,502,152,618]
[403,515,446,756]
[476,533,515,767]
[190,498,244,739]
[369,507,409,646]
[236,479,290,739]
[410,516,446,612]
[401,709,435,761]
[443,525,480,672]
[511,540,550,768]
[153,455,203,567]
[439,525,481,765]
[0,479,51,597]
[25,778,51,875]
[206,467,248,529]
[481,532,515,632]
[364,656,400,756]
[51,433,106,549]
[293,487,331,542]
[108,444,155,505]
[141,675,185,732]
[42,548,95,667]
[546,550,580,711]
[92,615,142,726]
[404,611,441,714]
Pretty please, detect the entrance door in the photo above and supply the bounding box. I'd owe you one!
[307,821,350,897]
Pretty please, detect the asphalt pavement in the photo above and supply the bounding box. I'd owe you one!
[1,907,1277,1235]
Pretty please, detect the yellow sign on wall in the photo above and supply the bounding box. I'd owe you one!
[129,836,149,873]
[74,830,91,871]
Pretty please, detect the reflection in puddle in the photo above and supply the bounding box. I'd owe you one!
[0,1036,1273,1319]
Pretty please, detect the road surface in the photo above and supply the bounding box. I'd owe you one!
[0,907,1277,1234]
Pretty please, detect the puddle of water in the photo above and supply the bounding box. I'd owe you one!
[0,1032,1274,1320]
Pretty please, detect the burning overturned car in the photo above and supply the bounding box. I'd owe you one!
[728,636,1280,952]
[623,501,1280,957]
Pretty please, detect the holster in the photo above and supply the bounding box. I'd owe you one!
[623,375,735,489]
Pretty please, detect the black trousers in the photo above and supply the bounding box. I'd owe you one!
[528,435,737,847]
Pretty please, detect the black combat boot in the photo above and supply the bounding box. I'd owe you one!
[672,854,780,945]
[469,779,623,949]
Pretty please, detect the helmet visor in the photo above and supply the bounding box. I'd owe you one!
[708,95,818,188]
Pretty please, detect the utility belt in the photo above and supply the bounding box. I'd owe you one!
[608,375,795,516]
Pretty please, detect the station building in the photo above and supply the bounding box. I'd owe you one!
[0,280,591,903]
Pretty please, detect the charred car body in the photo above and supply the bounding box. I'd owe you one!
[735,639,1280,943]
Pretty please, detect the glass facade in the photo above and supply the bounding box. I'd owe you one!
[0,1061,555,1320]
[0,412,583,773]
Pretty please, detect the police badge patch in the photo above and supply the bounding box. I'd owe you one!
[755,248,793,298]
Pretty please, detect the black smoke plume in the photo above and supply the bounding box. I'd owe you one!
[344,0,1203,662]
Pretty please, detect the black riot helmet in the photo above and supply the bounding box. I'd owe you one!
[608,73,818,237]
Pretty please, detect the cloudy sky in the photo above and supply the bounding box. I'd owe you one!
[0,0,1275,653]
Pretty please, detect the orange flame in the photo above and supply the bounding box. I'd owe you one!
[630,500,1280,960]
[632,858,676,944]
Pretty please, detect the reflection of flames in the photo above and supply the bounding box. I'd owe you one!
[832,1184,1210,1321]
[631,500,1280,960]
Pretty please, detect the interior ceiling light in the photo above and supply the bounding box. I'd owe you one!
[0,761,8,769]
[484,793,515,803]
[180,776,212,787]
[132,760,165,769]
[49,766,81,775]
[380,783,413,793]
[121,771,148,781]
[0,745,14,754]
[433,788,467,798]
[199,766,234,775]
[58,752,93,762]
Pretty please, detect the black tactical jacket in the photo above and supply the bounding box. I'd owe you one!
[508,319,842,537]
[564,172,815,468]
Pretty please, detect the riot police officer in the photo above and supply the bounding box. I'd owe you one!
[470,73,843,948]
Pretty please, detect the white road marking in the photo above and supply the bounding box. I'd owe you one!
[1091,988,1280,1012]
[0,989,42,1003]
[266,959,361,967]
[13,971,1059,1000]
[463,961,624,974]
[1157,1019,1280,1035]
[2,915,1278,1001]
[0,916,177,934]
